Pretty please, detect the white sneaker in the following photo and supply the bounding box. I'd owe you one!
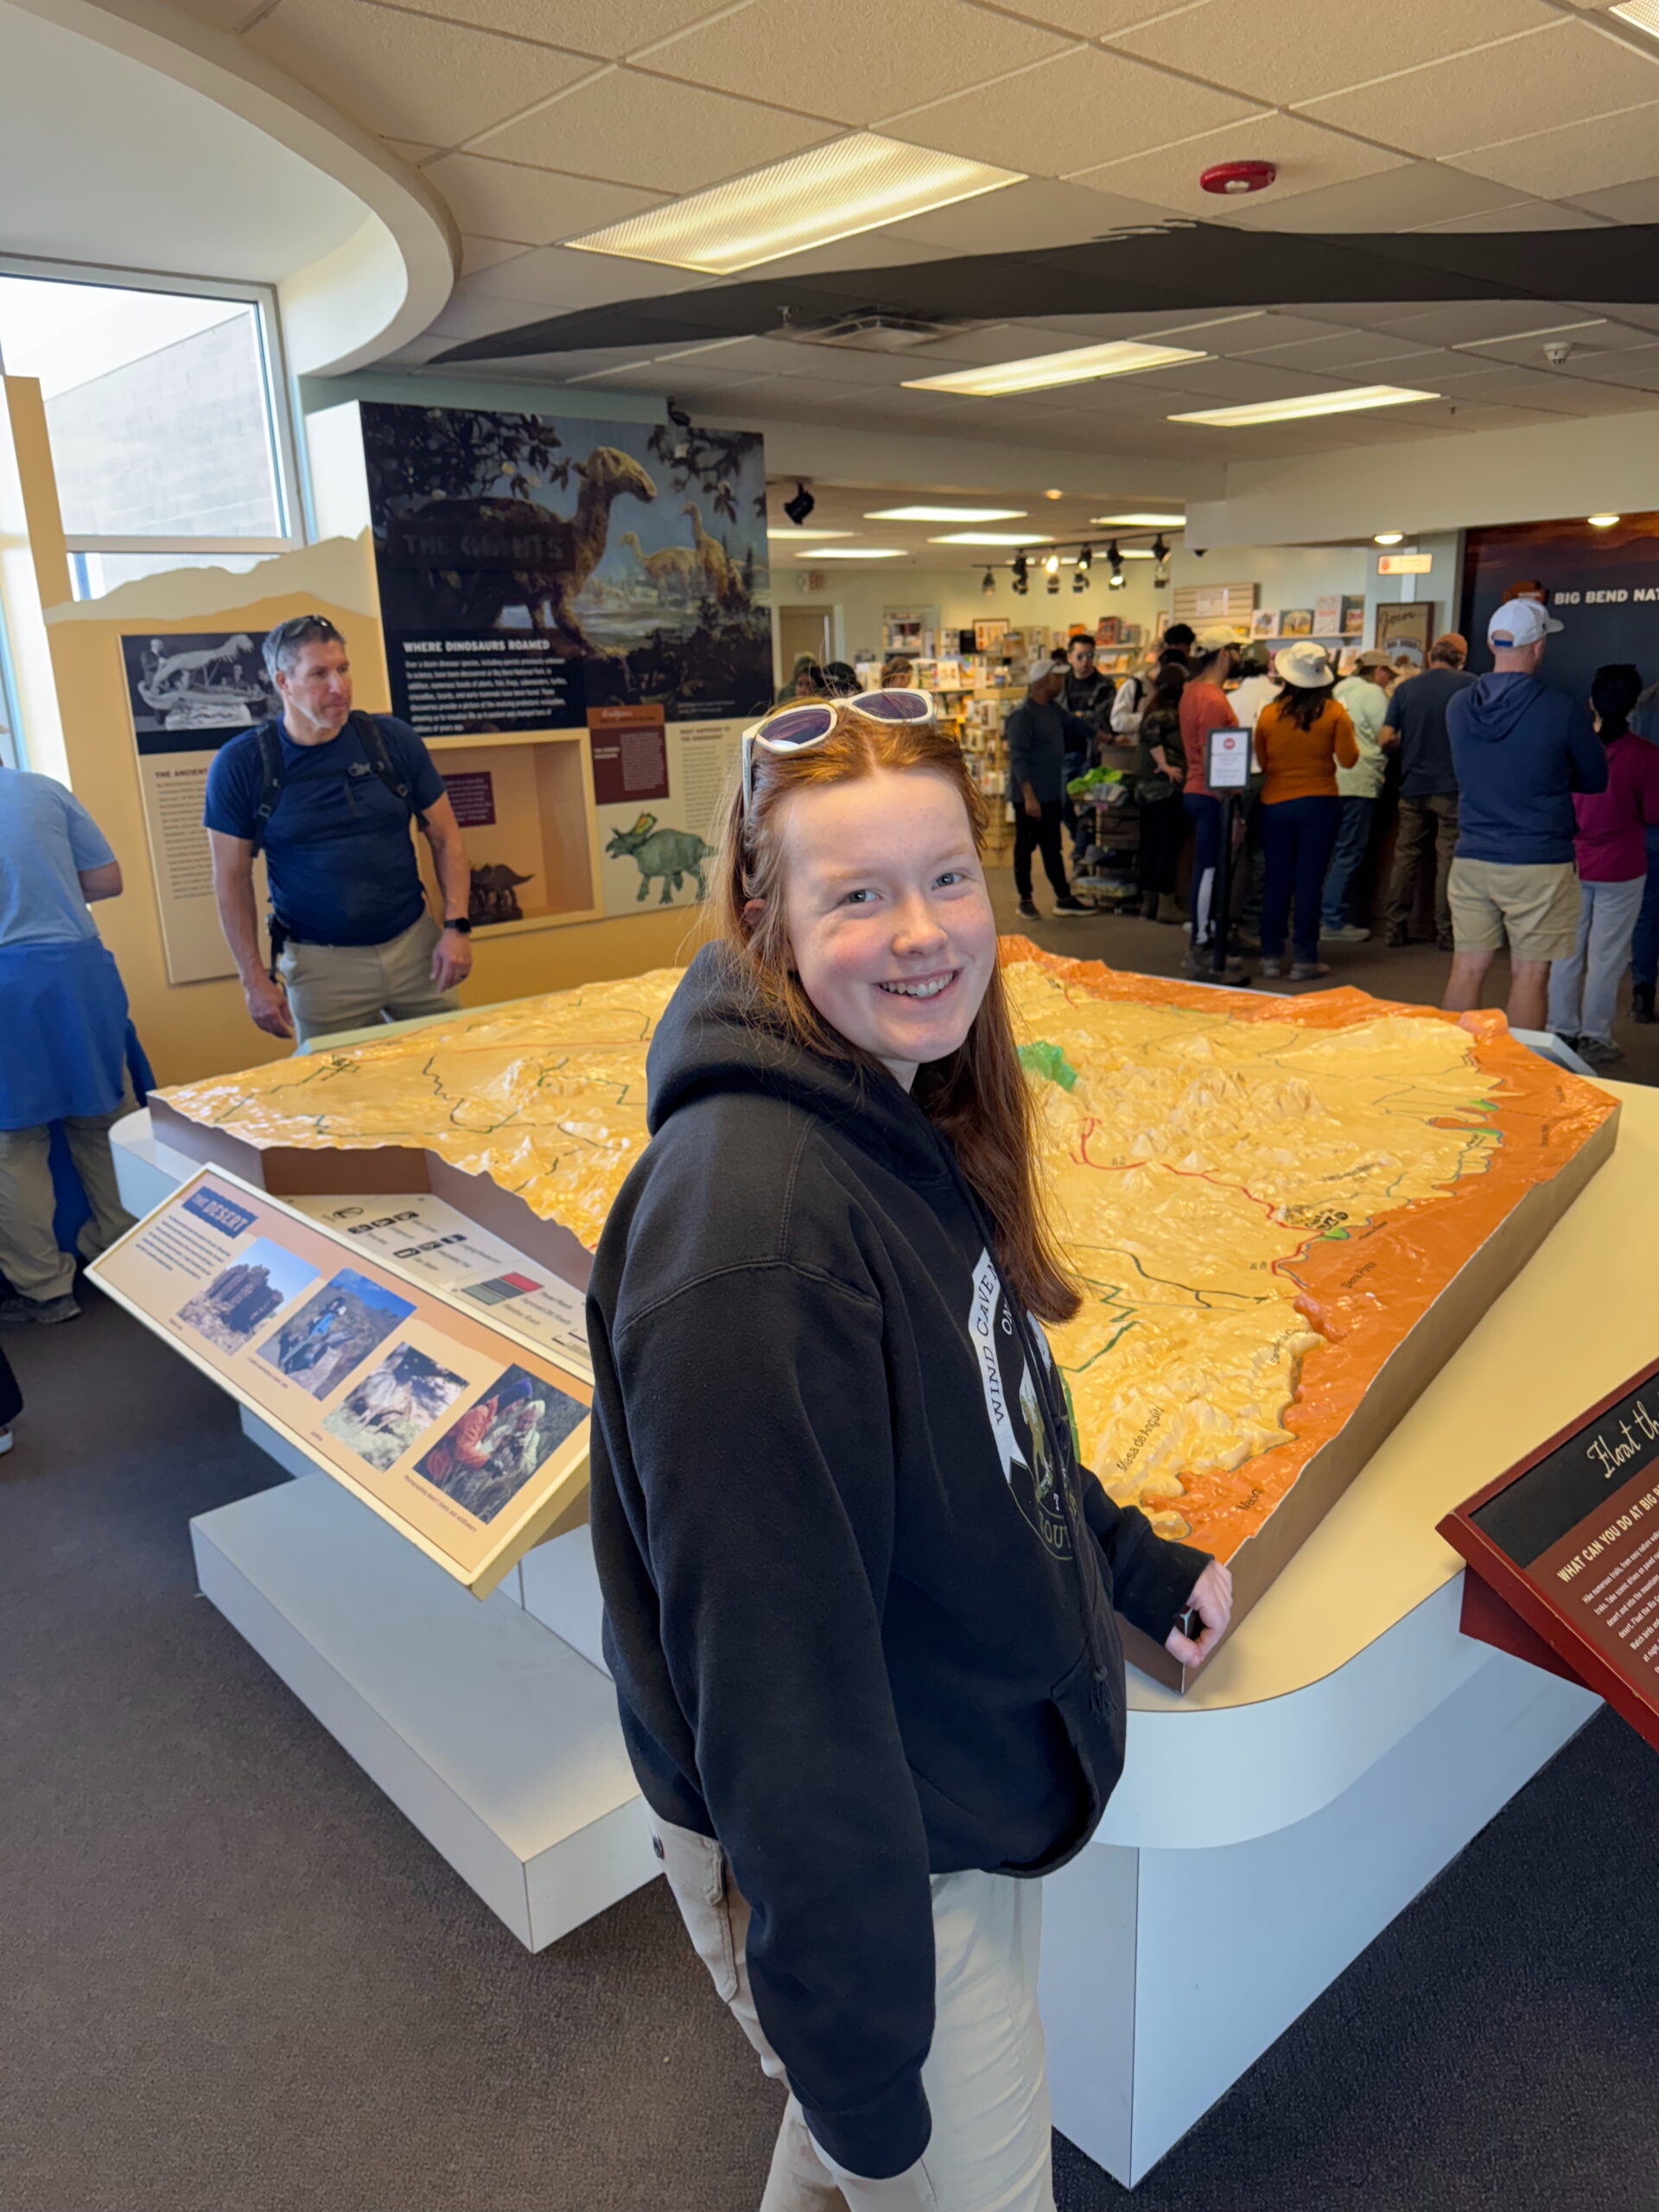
[0,1427,12,1457]
[1325,924,1370,944]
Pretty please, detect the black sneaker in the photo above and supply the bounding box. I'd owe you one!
[1016,899,1040,920]
[0,1292,80,1326]
[1052,897,1091,915]
[1633,983,1656,1024]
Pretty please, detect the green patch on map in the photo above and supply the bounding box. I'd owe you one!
[1019,1040,1078,1091]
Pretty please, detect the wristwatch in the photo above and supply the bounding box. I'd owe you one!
[442,916,474,934]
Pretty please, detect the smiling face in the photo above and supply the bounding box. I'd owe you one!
[769,767,997,1089]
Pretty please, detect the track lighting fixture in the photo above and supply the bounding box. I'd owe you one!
[982,568,996,595]
[1011,551,1029,594]
[782,480,816,527]
[1150,533,1169,563]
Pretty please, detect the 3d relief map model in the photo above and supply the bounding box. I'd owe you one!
[160,944,1615,1567]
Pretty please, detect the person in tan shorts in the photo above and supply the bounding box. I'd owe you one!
[1441,599,1605,1033]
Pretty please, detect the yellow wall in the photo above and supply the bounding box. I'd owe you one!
[10,378,713,1089]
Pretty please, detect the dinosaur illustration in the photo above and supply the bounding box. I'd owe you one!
[385,447,657,654]
[681,501,745,605]
[617,531,701,603]
[606,812,715,904]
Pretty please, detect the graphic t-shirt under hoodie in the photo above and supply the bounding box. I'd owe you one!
[586,946,1209,2181]
[1447,672,1606,864]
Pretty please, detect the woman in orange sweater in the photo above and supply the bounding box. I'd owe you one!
[1253,644,1358,981]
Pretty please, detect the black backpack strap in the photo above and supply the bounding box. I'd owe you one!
[249,723,285,860]
[352,712,428,831]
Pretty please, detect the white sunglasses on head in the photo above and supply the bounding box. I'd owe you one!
[741,690,939,808]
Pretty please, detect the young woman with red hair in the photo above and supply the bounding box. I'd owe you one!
[587,693,1230,2212]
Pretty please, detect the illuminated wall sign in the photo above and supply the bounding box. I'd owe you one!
[1377,554,1433,575]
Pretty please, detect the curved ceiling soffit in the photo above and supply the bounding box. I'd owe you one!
[9,0,458,376]
[430,219,1659,365]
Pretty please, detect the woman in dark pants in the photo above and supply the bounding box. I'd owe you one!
[1135,659,1190,921]
[0,1343,21,1455]
[1253,644,1358,982]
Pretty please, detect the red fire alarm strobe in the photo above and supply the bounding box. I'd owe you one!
[1200,160,1277,196]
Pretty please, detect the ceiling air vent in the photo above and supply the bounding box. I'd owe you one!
[776,309,988,354]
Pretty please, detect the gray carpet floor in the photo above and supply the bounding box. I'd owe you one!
[3,911,1656,2210]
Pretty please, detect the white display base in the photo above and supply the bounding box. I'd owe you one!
[1041,1643,1596,2185]
[190,1475,658,1950]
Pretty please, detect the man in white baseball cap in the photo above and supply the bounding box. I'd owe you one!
[1442,600,1605,1033]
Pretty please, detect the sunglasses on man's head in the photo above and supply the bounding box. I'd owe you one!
[740,689,938,807]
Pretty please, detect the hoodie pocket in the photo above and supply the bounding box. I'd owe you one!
[1046,1642,1128,1855]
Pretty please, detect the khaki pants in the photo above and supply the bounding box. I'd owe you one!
[0,1108,136,1302]
[654,1820,1053,2212]
[278,912,459,1050]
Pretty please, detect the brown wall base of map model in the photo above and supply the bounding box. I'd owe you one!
[1122,1099,1621,1694]
[147,1098,595,1293]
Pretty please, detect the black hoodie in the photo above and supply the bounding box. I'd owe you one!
[586,946,1210,2180]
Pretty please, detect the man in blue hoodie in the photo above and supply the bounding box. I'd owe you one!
[1443,600,1606,1033]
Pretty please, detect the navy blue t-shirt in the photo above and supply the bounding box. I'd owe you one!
[203,715,445,947]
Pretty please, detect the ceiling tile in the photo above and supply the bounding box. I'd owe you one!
[421,154,665,245]
[1218,160,1522,232]
[459,241,709,308]
[459,236,529,276]
[1109,0,1554,105]
[1221,314,1372,353]
[1069,111,1403,215]
[713,230,951,279]
[567,361,775,395]
[1409,198,1611,231]
[1573,298,1659,333]
[475,67,831,188]
[886,47,1259,175]
[982,0,1199,29]
[378,0,737,56]
[645,0,1072,128]
[1448,99,1659,196]
[1236,328,1465,372]
[1298,19,1659,158]
[882,177,1173,251]
[1459,316,1659,363]
[1363,301,1609,344]
[1567,176,1659,222]
[246,1,598,144]
[1547,344,1659,391]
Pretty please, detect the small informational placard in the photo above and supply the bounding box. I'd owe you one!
[289,1191,590,1378]
[588,703,670,805]
[442,769,497,827]
[1206,725,1251,791]
[1440,1356,1659,1754]
[122,631,280,985]
[1378,553,1433,575]
[89,1170,593,1595]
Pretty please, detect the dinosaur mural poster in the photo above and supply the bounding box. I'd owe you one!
[359,400,772,739]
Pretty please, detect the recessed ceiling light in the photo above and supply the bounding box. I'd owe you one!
[1044,488,1064,500]
[564,134,1021,275]
[1090,512,1185,528]
[906,340,1210,398]
[1588,512,1621,527]
[929,531,1052,545]
[1612,0,1659,36]
[767,526,853,540]
[804,546,907,558]
[864,505,1027,522]
[1374,531,1405,546]
[1170,385,1440,428]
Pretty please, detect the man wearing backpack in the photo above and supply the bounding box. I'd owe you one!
[205,615,474,1046]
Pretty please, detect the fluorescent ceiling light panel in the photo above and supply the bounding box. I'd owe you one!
[865,505,1027,522]
[1170,385,1440,428]
[929,531,1052,545]
[904,340,1209,397]
[565,134,1022,276]
[1090,512,1185,527]
[805,547,906,558]
[767,526,852,540]
[1611,1,1659,41]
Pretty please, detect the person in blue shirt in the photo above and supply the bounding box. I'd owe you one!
[0,767,137,1325]
[1443,600,1607,1035]
[204,615,475,1048]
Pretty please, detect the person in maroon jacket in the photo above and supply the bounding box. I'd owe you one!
[1547,664,1659,1065]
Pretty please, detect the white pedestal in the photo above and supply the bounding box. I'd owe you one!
[191,1475,657,1949]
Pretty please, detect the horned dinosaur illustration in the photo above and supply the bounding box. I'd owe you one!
[606,812,715,904]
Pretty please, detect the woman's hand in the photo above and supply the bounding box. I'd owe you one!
[1165,1560,1234,1670]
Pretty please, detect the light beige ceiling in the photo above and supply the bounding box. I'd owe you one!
[170,0,1659,460]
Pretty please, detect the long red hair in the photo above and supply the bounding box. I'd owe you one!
[714,709,1079,1325]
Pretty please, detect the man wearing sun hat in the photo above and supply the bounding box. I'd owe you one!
[1442,599,1606,1033]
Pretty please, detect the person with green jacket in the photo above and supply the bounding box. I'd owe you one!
[1324,651,1395,942]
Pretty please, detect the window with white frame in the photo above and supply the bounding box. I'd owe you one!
[0,264,303,600]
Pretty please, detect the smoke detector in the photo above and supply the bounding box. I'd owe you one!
[1542,340,1574,366]
[1200,160,1277,196]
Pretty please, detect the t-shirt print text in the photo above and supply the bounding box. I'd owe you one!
[967,1249,1071,1559]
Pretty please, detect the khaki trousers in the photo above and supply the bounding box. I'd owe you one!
[0,1108,136,1301]
[1386,794,1459,939]
[654,1820,1054,2212]
[278,912,459,1049]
